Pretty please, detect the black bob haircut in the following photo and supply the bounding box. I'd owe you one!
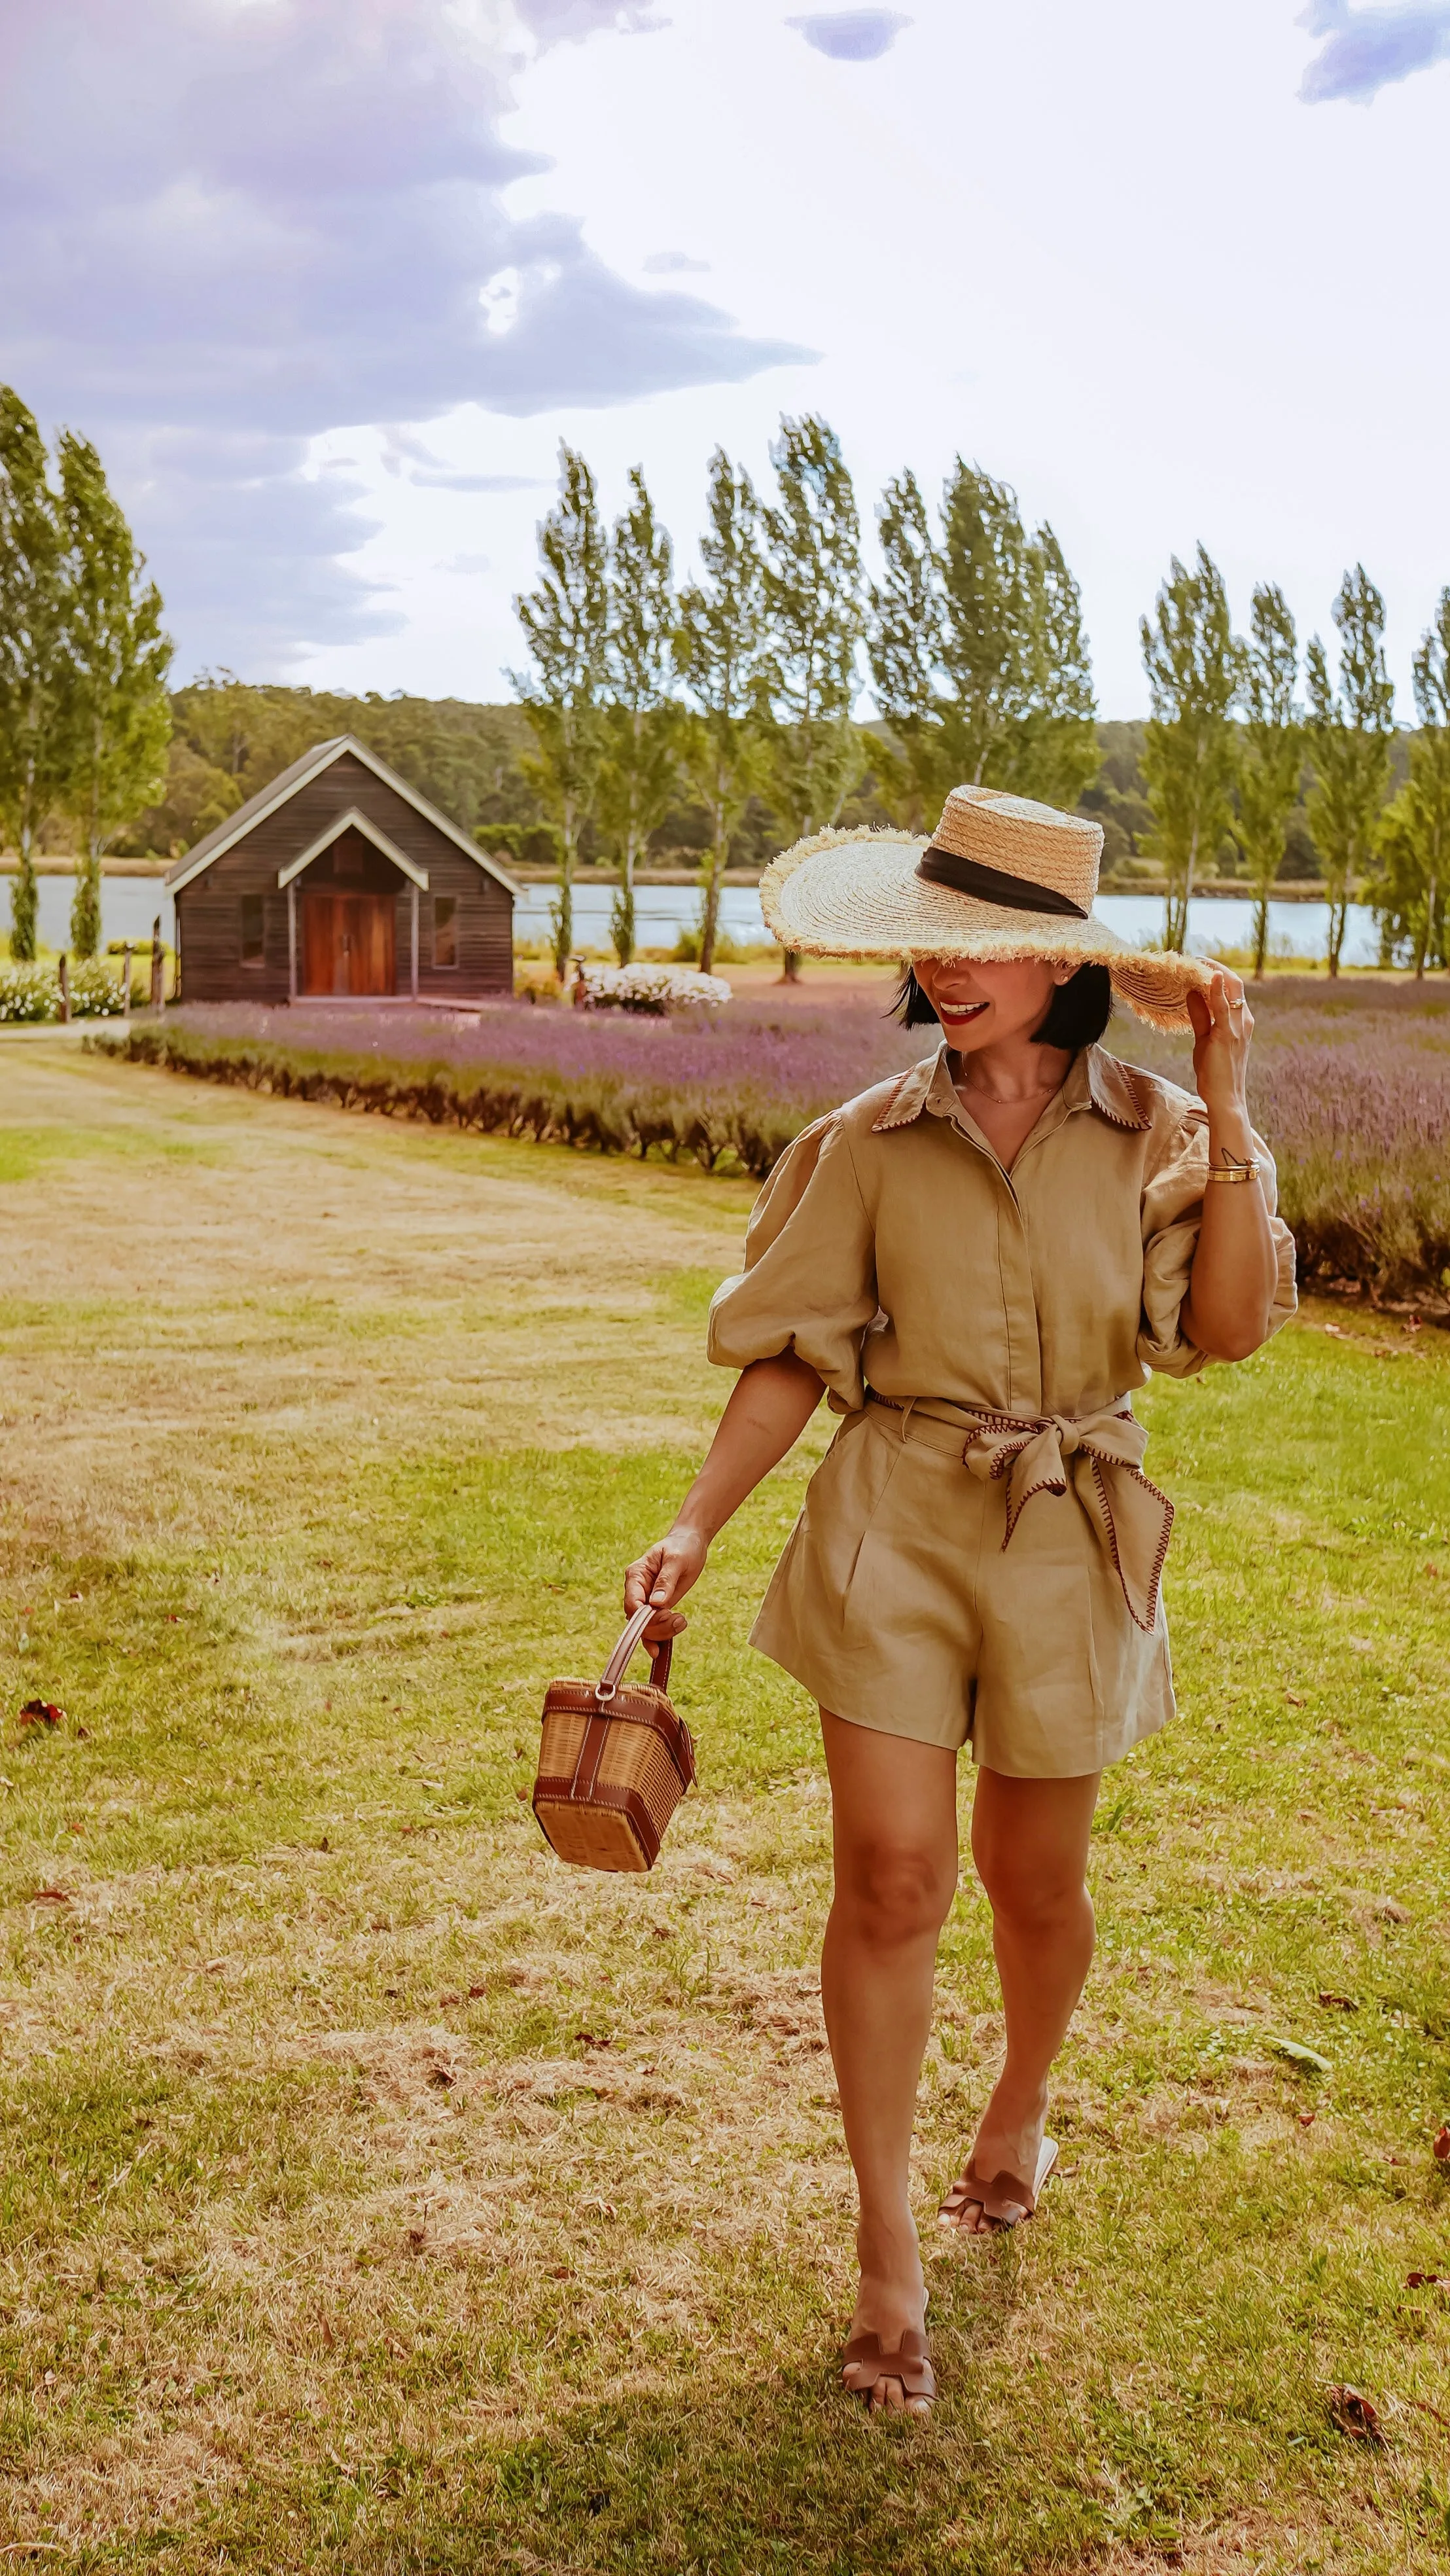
[889,961,1114,1050]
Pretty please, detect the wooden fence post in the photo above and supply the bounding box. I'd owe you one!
[150,916,164,1012]
[121,942,133,1020]
[58,952,71,1025]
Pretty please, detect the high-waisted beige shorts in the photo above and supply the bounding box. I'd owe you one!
[750,1404,1175,1777]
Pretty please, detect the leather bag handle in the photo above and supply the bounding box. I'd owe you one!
[596,1603,675,1702]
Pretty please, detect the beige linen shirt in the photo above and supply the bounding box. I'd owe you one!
[707,1040,1297,1418]
[706,1041,1296,1771]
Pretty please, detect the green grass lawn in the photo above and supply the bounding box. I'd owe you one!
[1,1037,1447,2575]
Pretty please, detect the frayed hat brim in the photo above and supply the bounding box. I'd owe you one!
[760,827,1215,1033]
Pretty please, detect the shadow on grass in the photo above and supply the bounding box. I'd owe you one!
[305,2265,1175,2576]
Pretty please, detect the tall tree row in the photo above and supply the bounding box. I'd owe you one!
[870,465,1097,821]
[510,421,1101,975]
[1377,592,1450,975]
[0,388,171,960]
[1136,545,1439,972]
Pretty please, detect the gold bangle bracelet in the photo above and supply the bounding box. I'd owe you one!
[1203,1164,1261,1184]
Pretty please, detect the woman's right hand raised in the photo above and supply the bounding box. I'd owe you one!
[624,1526,707,1640]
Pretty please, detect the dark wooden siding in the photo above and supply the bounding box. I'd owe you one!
[175,750,514,1003]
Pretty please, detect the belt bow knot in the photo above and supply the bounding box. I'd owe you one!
[961,1404,1171,1632]
[867,1393,1173,1634]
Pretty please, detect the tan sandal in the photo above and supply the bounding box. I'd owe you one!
[938,2135,1059,2232]
[841,2326,936,2416]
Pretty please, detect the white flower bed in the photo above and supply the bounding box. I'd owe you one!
[0,961,133,1022]
[578,963,732,1015]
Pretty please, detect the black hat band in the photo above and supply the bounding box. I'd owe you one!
[916,845,1090,921]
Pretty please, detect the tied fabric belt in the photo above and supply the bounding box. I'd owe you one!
[864,1391,1173,1634]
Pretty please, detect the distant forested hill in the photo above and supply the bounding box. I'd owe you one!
[113,683,547,861]
[118,681,1352,882]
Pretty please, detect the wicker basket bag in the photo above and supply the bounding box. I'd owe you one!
[533,1603,696,1872]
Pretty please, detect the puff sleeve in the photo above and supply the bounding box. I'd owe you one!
[706,1113,879,1408]
[1136,1103,1298,1378]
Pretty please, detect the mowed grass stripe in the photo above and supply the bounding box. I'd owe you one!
[0,1040,1446,2572]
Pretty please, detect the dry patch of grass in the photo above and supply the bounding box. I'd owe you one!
[0,1037,1447,2573]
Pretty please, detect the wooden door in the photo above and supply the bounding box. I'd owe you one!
[302,893,395,995]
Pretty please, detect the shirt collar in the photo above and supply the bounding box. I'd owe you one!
[871,1041,1149,1136]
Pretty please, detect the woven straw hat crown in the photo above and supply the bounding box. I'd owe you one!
[932,785,1103,914]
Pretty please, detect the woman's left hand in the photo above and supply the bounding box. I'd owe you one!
[1186,967,1254,1120]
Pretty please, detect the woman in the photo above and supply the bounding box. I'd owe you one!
[624,787,1296,2419]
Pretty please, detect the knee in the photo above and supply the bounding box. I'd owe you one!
[838,1838,956,1950]
[974,1842,1088,1939]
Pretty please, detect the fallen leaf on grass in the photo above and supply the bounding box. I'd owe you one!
[18,1700,63,1729]
[1284,1691,1305,1708]
[1297,2111,1316,2128]
[1434,2126,1450,2163]
[1407,2272,1448,2289]
[1318,1992,1358,2011]
[30,1887,71,1906]
[1328,2386,1383,2442]
[468,1983,486,1999]
[1268,2035,1332,2072]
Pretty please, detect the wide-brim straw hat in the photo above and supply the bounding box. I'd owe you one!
[760,785,1216,1031]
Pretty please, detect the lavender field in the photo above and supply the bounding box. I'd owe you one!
[98,976,1450,1302]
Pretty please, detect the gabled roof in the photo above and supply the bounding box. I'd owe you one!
[165,734,520,898]
[276,806,430,891]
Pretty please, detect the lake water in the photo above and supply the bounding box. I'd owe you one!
[23,873,1384,970]
[513,883,1386,969]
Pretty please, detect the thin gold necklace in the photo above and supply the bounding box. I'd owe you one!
[953,1060,1065,1108]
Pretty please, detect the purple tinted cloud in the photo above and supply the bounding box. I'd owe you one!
[517,1,669,37]
[786,10,911,61]
[0,1,805,672]
[1299,0,1450,100]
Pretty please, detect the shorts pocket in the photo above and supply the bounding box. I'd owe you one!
[803,1414,904,1633]
[975,1560,1103,1777]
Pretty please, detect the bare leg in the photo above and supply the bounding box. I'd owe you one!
[941,1766,1101,2233]
[820,1711,959,2410]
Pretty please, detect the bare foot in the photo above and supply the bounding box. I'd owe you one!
[938,2081,1049,2235]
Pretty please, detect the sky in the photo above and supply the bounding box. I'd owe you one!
[3,0,1449,717]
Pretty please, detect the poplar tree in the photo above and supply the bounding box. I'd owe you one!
[1018,524,1099,810]
[866,469,941,827]
[868,463,1097,822]
[58,432,172,956]
[508,445,608,976]
[1305,565,1396,978]
[1139,546,1237,952]
[1374,589,1450,976]
[676,448,769,976]
[597,467,679,965]
[760,414,865,842]
[0,391,69,960]
[1233,583,1301,980]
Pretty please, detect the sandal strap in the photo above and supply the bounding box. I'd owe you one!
[938,2160,991,2216]
[841,2329,936,2401]
[980,2166,1036,2218]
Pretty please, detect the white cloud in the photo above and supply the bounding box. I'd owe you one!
[643,250,712,273]
[785,10,911,60]
[0,0,803,668]
[1299,0,1450,101]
